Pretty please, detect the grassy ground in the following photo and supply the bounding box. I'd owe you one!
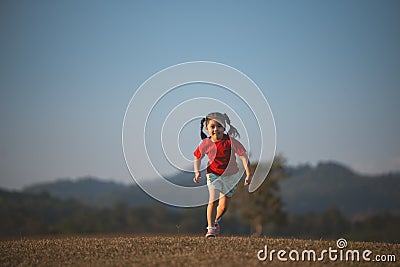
[0,235,398,266]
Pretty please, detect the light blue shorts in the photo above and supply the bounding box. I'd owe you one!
[206,172,241,197]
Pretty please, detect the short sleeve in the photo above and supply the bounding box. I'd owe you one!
[231,138,246,156]
[193,143,205,159]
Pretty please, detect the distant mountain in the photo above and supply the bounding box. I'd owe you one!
[280,162,400,218]
[25,176,125,198]
[22,162,400,217]
[24,176,154,208]
[23,173,202,208]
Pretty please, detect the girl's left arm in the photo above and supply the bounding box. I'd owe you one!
[193,157,202,183]
[239,153,252,186]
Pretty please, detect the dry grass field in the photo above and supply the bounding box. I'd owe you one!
[1,235,398,266]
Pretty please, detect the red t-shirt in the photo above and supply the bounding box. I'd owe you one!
[193,134,246,176]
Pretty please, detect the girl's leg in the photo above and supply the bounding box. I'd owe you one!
[207,189,219,227]
[215,193,231,222]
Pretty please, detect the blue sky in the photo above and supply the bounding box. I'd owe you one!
[1,0,399,189]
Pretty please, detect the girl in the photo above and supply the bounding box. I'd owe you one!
[193,112,252,237]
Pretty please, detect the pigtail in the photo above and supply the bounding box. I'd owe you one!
[200,118,207,140]
[224,113,240,138]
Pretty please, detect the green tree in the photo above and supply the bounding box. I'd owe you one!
[231,155,288,236]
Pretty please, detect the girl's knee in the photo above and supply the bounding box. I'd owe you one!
[208,199,218,206]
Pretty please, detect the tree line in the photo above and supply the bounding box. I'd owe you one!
[1,188,399,243]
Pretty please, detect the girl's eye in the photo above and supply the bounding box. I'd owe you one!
[209,124,221,129]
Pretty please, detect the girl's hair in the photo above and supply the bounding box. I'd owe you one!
[200,112,240,140]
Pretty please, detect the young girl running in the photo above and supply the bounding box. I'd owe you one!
[193,112,252,237]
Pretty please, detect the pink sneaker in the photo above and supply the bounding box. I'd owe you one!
[205,226,217,238]
[214,222,220,235]
[214,218,221,235]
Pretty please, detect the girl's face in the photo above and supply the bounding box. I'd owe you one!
[206,119,225,141]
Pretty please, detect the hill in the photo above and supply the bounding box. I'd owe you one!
[22,161,400,217]
[23,172,203,208]
[280,162,400,217]
[24,176,155,208]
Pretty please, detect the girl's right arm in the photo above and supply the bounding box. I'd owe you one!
[193,157,202,183]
